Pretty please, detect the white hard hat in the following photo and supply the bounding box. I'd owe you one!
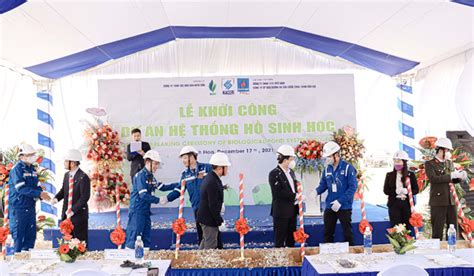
[276,145,296,157]
[435,137,453,150]
[322,141,341,158]
[209,152,231,167]
[143,150,163,163]
[179,146,198,157]
[393,150,410,161]
[17,144,36,157]
[64,149,82,162]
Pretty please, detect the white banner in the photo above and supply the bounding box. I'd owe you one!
[98,74,356,206]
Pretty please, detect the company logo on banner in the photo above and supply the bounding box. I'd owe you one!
[208,80,217,95]
[99,75,356,206]
[222,79,235,95]
[237,78,250,94]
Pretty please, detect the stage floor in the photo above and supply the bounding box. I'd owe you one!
[44,203,391,250]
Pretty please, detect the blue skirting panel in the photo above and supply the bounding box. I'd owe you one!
[169,266,301,276]
[302,257,474,276]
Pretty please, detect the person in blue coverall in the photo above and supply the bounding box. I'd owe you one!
[316,141,357,245]
[159,146,213,245]
[8,144,51,252]
[125,149,172,248]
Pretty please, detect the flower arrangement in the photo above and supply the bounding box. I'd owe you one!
[294,139,325,174]
[331,126,365,166]
[84,118,130,211]
[56,218,86,262]
[386,224,416,254]
[56,235,87,263]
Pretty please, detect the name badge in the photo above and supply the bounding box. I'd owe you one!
[104,249,135,260]
[332,183,337,193]
[30,249,58,260]
[320,242,349,254]
[415,239,441,251]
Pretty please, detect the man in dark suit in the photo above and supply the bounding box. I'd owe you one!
[268,145,299,248]
[126,128,151,180]
[425,138,467,240]
[196,152,231,249]
[52,149,91,243]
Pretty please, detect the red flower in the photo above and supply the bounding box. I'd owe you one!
[38,215,46,222]
[77,243,86,253]
[59,244,70,254]
[404,234,413,241]
[387,228,396,234]
[469,178,474,191]
[172,218,187,236]
[359,219,373,234]
[293,228,309,243]
[63,234,72,241]
[36,156,43,165]
[60,219,74,235]
[235,218,250,235]
[460,217,474,234]
[110,226,126,247]
[0,227,10,243]
[409,212,424,228]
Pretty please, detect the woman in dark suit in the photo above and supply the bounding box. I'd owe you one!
[383,150,418,228]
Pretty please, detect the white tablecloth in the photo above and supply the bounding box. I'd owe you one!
[305,248,474,274]
[0,259,171,276]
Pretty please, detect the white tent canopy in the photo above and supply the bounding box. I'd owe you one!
[0,0,473,78]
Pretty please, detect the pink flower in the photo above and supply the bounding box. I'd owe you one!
[343,125,354,136]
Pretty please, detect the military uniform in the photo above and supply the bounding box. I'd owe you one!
[425,158,459,240]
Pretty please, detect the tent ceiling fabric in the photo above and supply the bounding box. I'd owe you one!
[1,0,473,79]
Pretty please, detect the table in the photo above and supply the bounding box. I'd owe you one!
[302,248,474,276]
[0,259,171,275]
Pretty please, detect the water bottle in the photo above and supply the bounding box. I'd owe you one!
[135,235,144,262]
[5,234,15,262]
[447,224,456,254]
[363,227,372,255]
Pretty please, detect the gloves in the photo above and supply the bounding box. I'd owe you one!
[451,171,463,180]
[50,198,58,205]
[401,188,408,195]
[395,187,402,195]
[220,204,226,215]
[218,222,227,232]
[459,171,468,181]
[330,200,341,212]
[159,196,168,205]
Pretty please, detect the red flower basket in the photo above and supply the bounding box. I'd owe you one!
[359,219,373,234]
[0,227,10,243]
[110,226,126,247]
[235,218,250,235]
[409,212,424,228]
[293,228,309,243]
[172,218,187,236]
[60,219,74,235]
[460,217,474,234]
